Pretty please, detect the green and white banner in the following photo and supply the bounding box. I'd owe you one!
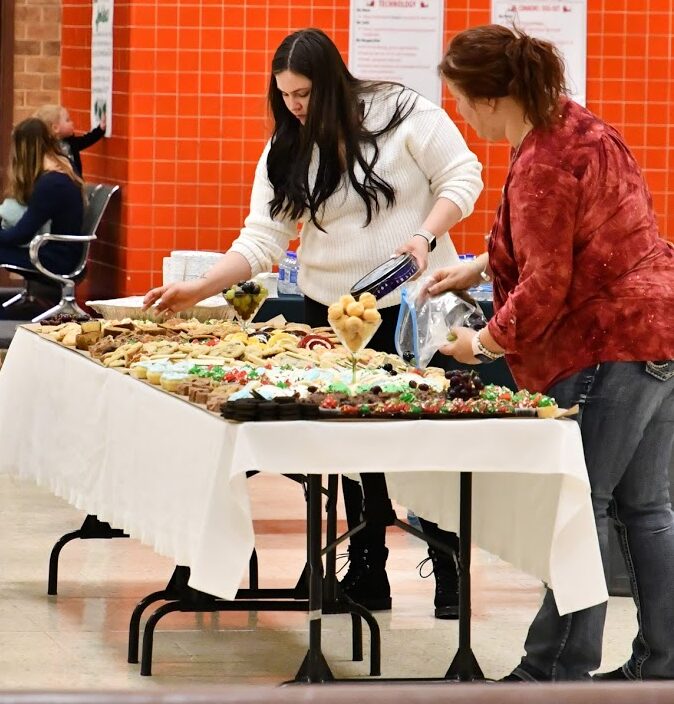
[91,0,113,136]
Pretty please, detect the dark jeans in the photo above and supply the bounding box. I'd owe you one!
[514,360,674,681]
[304,296,459,557]
[0,244,36,270]
[0,243,79,276]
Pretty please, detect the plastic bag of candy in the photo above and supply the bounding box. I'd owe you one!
[394,276,487,368]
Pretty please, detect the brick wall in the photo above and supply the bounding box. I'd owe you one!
[0,0,62,289]
[14,0,61,122]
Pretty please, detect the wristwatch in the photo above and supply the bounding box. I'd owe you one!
[413,229,437,252]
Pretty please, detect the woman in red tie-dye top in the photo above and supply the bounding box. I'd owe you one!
[431,25,674,683]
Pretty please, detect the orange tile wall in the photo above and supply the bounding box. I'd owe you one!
[60,0,674,297]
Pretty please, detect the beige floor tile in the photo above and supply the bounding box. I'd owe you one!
[0,474,637,688]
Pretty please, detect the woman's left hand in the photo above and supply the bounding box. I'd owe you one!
[395,235,430,274]
[439,326,480,364]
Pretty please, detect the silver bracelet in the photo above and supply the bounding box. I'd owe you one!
[472,331,503,361]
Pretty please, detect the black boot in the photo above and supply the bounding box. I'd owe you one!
[338,545,392,611]
[418,518,459,620]
[427,545,459,619]
[339,476,392,611]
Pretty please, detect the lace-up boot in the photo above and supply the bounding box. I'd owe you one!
[338,545,392,611]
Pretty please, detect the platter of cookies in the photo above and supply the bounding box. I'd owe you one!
[28,287,572,422]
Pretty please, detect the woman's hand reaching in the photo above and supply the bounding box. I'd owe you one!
[142,280,207,314]
[425,260,482,296]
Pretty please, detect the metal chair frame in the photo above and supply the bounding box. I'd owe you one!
[1,183,120,322]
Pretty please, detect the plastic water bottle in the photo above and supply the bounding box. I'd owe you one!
[472,280,493,302]
[460,253,492,301]
[277,250,301,296]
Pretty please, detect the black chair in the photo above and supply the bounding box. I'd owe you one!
[0,182,120,322]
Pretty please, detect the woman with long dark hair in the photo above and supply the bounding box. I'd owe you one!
[431,24,674,680]
[144,28,483,618]
[1,117,85,274]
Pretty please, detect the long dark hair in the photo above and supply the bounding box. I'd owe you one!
[439,25,566,130]
[6,117,83,203]
[266,28,416,230]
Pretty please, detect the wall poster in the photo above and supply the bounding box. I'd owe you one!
[491,2,587,105]
[349,0,445,106]
[91,0,113,135]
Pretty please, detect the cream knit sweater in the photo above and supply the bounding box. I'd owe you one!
[230,87,483,308]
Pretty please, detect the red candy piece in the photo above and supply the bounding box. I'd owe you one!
[321,395,339,410]
[341,404,360,415]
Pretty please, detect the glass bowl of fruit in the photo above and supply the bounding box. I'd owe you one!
[223,280,268,332]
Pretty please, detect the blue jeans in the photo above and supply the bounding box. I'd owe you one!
[513,360,674,681]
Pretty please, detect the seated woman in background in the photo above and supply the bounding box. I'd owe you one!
[0,117,84,275]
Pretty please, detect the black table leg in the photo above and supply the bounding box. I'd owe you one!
[445,472,484,681]
[48,514,129,595]
[323,475,339,605]
[293,474,334,682]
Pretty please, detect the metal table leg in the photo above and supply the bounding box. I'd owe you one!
[48,514,128,595]
[293,474,334,682]
[445,472,484,681]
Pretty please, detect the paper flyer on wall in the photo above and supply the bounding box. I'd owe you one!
[349,0,445,106]
[91,0,113,136]
[491,1,587,105]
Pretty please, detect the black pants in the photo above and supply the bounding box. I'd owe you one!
[304,296,459,556]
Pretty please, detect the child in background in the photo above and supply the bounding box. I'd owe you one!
[34,104,106,179]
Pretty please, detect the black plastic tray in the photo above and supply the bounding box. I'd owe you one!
[317,408,539,421]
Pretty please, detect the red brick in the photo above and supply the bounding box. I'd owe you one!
[29,22,61,41]
[14,73,42,90]
[41,74,60,90]
[42,41,61,56]
[15,40,41,56]
[25,56,59,73]
[15,5,42,23]
[42,6,61,24]
[26,90,58,105]
[14,108,35,122]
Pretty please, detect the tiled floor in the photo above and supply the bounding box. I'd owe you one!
[0,473,636,689]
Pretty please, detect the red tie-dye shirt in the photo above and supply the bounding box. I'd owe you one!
[487,99,674,393]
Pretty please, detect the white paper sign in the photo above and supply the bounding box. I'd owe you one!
[491,2,586,105]
[91,0,113,136]
[349,0,444,106]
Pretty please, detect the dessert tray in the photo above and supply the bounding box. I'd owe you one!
[29,285,573,424]
[86,295,234,323]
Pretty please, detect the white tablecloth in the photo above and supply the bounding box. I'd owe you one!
[0,327,607,615]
